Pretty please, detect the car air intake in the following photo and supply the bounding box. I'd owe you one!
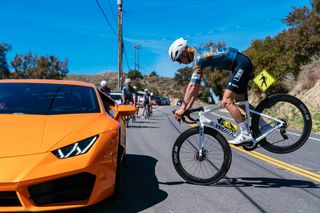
[28,172,96,206]
[0,191,22,206]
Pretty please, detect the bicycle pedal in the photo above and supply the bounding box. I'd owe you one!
[234,141,253,147]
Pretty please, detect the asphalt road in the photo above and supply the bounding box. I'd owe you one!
[78,106,320,213]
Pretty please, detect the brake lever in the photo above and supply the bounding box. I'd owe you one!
[172,110,182,124]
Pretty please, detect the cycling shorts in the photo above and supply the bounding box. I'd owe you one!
[226,53,253,95]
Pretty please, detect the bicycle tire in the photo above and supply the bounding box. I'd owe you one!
[251,94,312,154]
[172,126,232,185]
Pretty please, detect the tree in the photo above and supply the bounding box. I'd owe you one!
[149,71,158,77]
[174,66,193,85]
[283,6,310,28]
[127,69,142,79]
[244,0,320,94]
[11,53,68,79]
[0,43,12,79]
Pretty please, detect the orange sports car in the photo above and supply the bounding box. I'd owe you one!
[0,79,136,212]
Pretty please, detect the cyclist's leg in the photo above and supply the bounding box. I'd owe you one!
[223,53,253,124]
[142,103,146,117]
[221,90,244,124]
[223,55,253,144]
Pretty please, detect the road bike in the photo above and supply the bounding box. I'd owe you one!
[124,100,136,127]
[172,94,312,185]
[142,103,152,119]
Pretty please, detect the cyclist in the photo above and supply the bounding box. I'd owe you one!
[98,80,111,97]
[122,78,136,106]
[169,38,254,145]
[149,92,154,115]
[142,89,151,118]
[133,85,140,116]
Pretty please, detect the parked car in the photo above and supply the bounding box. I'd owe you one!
[151,96,161,105]
[0,79,136,212]
[176,99,183,106]
[110,92,122,105]
[160,97,170,105]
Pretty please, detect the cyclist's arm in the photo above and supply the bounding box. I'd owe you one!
[133,94,136,106]
[180,83,200,111]
[121,89,126,104]
[180,67,202,111]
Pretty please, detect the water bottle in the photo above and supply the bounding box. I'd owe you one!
[217,118,238,133]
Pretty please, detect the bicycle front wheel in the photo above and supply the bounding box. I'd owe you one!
[251,94,312,154]
[172,127,232,185]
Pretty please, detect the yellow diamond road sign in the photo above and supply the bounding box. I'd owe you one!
[253,70,275,92]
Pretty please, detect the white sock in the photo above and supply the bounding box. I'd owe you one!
[238,122,249,135]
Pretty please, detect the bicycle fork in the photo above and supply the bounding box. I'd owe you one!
[198,124,205,157]
[198,111,211,158]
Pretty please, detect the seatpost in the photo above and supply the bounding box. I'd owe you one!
[244,101,251,129]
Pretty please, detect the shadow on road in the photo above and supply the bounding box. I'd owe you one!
[132,120,158,124]
[159,177,319,189]
[68,154,167,213]
[215,177,320,188]
[127,125,160,129]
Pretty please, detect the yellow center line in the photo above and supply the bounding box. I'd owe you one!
[188,124,320,183]
[231,145,320,183]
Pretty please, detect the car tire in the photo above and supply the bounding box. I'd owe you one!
[110,139,123,200]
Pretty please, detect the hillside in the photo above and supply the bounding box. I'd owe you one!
[64,72,119,89]
[64,72,187,99]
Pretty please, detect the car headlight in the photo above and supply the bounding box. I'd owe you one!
[52,135,98,159]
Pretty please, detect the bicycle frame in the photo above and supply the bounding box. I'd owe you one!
[197,100,286,156]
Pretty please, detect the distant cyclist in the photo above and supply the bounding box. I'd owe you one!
[99,80,111,96]
[142,89,151,118]
[133,85,140,116]
[169,38,254,145]
[149,92,154,115]
[122,78,136,106]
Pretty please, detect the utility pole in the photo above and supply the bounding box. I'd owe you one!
[117,0,123,91]
[133,43,142,72]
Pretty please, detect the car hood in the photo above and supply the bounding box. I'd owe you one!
[0,113,102,157]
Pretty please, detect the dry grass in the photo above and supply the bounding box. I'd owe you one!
[298,56,320,90]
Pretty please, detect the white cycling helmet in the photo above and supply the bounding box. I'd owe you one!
[144,88,148,92]
[168,37,188,61]
[133,86,137,90]
[100,80,107,87]
[150,92,154,96]
[124,78,131,84]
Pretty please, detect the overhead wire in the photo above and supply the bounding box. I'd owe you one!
[95,0,117,37]
[95,0,132,71]
[126,0,212,13]
[107,0,117,26]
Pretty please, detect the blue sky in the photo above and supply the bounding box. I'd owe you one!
[0,0,311,77]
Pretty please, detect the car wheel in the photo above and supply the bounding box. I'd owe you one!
[110,140,123,200]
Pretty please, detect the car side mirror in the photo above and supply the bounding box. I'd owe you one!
[114,105,136,119]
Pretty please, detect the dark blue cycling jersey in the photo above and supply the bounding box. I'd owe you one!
[122,86,136,103]
[190,47,238,84]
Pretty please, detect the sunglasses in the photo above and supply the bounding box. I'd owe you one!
[176,55,182,63]
[176,51,187,63]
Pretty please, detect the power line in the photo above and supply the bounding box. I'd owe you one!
[107,0,117,26]
[95,0,117,36]
[123,44,131,71]
[126,0,212,13]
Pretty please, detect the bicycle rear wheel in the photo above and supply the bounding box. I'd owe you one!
[251,94,312,154]
[172,127,232,185]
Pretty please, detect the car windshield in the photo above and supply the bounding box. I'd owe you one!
[0,83,100,115]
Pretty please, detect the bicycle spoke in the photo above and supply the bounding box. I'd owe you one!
[179,133,225,180]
